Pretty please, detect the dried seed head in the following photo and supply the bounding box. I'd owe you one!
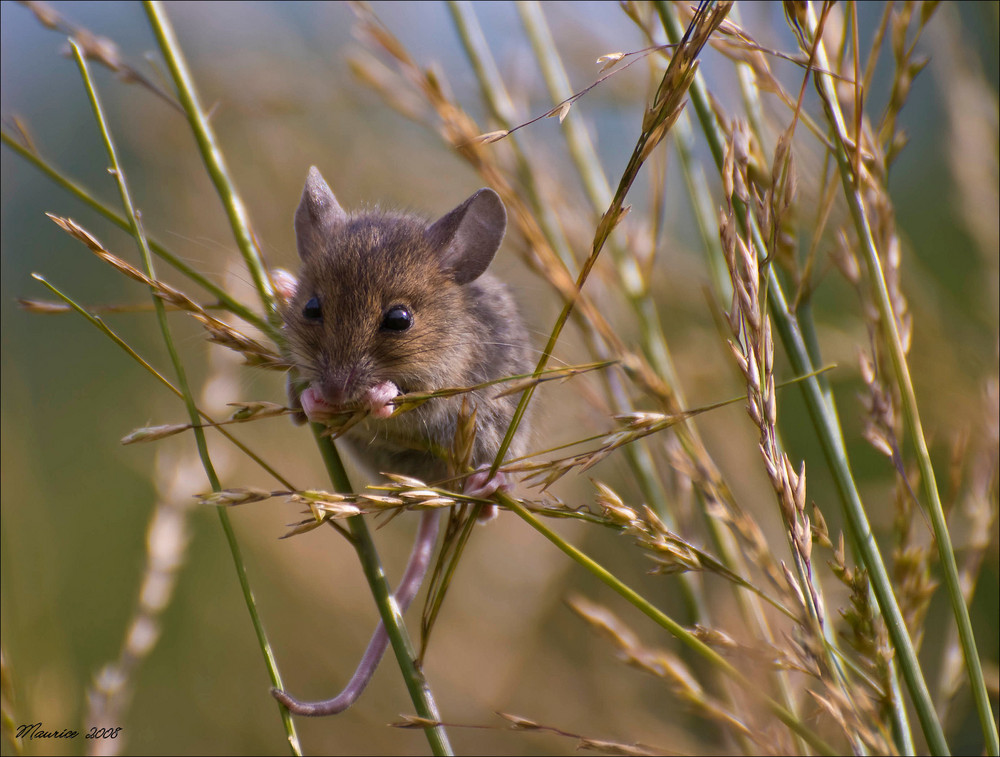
[547,101,573,124]
[594,481,638,525]
[195,487,275,507]
[596,51,626,71]
[383,473,429,488]
[121,424,189,445]
[470,129,509,145]
[227,401,289,420]
[308,501,362,519]
[17,298,72,313]
[295,489,347,504]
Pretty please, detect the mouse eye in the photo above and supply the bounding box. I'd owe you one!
[303,296,322,321]
[381,305,412,332]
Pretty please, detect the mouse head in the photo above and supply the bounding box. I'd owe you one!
[283,167,507,406]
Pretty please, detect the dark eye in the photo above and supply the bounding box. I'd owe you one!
[381,305,412,332]
[303,296,322,321]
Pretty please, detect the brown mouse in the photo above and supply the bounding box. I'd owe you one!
[282,166,532,492]
[271,167,532,716]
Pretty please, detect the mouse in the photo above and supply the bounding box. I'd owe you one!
[270,167,533,716]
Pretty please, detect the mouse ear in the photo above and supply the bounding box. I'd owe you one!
[425,188,507,284]
[295,167,347,262]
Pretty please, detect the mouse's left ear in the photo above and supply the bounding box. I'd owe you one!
[425,188,507,284]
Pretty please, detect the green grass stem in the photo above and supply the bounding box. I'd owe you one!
[519,5,814,747]
[68,38,302,755]
[311,430,453,756]
[143,1,277,324]
[446,1,698,619]
[656,2,949,752]
[141,6,452,748]
[720,9,873,749]
[491,2,726,480]
[804,6,998,753]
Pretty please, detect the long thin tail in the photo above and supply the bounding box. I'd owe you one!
[271,509,441,716]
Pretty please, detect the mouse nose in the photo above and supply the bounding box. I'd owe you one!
[317,367,359,407]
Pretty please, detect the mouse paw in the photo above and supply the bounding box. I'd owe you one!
[463,466,512,523]
[300,386,338,423]
[363,381,399,419]
[270,268,298,304]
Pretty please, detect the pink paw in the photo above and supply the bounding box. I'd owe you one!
[463,466,511,523]
[363,381,399,419]
[271,268,298,304]
[300,386,338,423]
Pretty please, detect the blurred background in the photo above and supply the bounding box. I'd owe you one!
[2,2,997,755]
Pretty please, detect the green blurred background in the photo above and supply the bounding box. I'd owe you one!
[2,2,997,755]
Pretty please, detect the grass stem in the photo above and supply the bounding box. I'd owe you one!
[804,5,997,753]
[68,37,302,754]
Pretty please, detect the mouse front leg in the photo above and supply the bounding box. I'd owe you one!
[271,508,440,716]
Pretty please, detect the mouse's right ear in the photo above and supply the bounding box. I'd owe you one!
[425,188,507,285]
[295,166,347,262]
